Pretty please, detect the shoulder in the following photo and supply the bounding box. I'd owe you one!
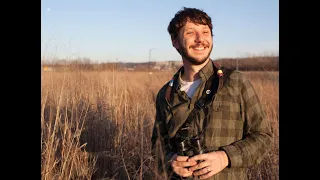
[222,69,250,88]
[156,71,179,102]
[218,66,246,81]
[228,70,246,80]
[156,81,170,104]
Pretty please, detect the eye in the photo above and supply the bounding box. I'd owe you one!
[203,31,209,34]
[186,31,194,35]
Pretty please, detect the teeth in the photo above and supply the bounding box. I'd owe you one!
[194,47,204,50]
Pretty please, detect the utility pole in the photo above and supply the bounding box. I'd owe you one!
[149,48,156,73]
[237,58,238,70]
[236,50,239,71]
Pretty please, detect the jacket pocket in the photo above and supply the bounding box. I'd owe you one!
[206,101,244,146]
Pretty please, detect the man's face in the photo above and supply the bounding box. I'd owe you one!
[173,21,213,65]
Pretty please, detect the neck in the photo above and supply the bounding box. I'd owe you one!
[181,58,210,81]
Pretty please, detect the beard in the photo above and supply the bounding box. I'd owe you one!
[178,41,213,65]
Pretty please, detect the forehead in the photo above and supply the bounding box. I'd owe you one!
[182,21,210,30]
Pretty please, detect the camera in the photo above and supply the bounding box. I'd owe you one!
[175,123,207,157]
[176,135,207,157]
[173,124,207,179]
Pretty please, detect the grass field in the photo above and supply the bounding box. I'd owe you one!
[41,69,279,180]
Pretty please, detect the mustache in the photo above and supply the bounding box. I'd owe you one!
[190,44,209,48]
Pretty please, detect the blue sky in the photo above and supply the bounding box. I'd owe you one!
[41,0,279,63]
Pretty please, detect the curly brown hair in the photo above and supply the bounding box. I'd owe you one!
[167,7,213,40]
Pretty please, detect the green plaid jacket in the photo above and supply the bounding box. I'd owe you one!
[151,60,273,180]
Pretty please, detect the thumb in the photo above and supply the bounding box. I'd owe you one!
[176,155,189,162]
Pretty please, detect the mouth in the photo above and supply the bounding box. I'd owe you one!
[193,47,205,50]
[191,45,208,51]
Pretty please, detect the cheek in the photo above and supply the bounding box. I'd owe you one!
[176,39,186,49]
[182,38,193,48]
[207,38,213,45]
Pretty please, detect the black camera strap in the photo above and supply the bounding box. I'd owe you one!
[166,61,235,144]
[182,64,221,140]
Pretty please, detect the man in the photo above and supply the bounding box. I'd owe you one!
[151,7,273,180]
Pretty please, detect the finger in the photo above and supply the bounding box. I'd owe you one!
[199,170,215,179]
[187,159,197,164]
[174,167,193,177]
[180,168,194,177]
[172,160,197,168]
[188,153,207,162]
[171,153,178,161]
[188,161,209,171]
[193,166,211,176]
[176,155,189,162]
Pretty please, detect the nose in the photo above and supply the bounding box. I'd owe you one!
[195,32,204,42]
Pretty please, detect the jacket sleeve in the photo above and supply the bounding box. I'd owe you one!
[219,72,274,168]
[151,91,176,175]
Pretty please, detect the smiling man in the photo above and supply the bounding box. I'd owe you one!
[151,7,273,180]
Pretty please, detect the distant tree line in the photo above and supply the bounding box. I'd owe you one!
[214,56,278,71]
[42,56,278,72]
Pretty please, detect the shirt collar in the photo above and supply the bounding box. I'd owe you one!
[198,59,215,81]
[175,58,215,82]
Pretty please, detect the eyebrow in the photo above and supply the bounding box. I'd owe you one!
[185,27,210,31]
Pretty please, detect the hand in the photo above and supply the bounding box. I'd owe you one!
[170,153,198,177]
[187,151,229,179]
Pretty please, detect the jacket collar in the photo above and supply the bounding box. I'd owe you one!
[175,58,217,83]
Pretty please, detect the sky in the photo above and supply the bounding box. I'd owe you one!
[41,0,279,63]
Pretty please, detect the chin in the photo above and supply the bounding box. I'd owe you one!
[180,47,212,65]
[193,54,210,62]
[185,56,209,65]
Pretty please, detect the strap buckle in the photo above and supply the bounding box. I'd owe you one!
[195,100,204,109]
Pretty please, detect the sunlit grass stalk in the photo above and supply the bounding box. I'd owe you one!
[41,69,278,180]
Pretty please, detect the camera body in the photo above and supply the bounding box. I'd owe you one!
[172,113,208,179]
[176,136,207,157]
[175,123,207,158]
[174,127,207,179]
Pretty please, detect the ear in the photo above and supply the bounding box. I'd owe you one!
[172,38,179,49]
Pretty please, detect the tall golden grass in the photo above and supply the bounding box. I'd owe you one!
[41,69,279,180]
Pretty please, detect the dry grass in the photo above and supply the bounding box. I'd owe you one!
[41,69,279,180]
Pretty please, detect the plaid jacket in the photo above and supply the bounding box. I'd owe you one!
[151,60,273,180]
